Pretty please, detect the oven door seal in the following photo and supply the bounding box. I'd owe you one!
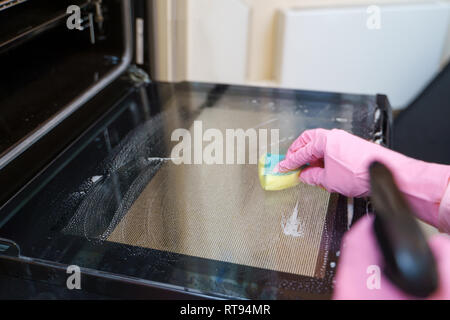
[0,0,133,171]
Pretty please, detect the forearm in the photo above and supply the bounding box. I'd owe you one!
[278,128,450,232]
[329,131,450,232]
[438,183,450,233]
[330,131,450,231]
[333,215,450,299]
[387,156,450,233]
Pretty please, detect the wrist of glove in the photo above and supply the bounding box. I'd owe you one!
[277,128,450,232]
[333,215,450,299]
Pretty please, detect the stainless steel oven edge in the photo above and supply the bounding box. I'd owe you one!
[0,0,133,171]
[0,252,228,299]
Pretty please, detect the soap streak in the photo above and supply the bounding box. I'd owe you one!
[251,118,278,129]
[281,201,304,237]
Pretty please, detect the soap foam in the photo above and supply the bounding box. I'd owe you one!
[281,201,304,237]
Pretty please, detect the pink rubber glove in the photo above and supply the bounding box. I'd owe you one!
[276,128,450,233]
[333,215,450,299]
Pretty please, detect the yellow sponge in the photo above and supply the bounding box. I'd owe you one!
[258,153,301,191]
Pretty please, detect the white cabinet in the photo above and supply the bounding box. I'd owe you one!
[275,3,450,108]
[150,0,450,109]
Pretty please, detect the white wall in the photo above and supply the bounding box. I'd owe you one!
[149,0,450,109]
[275,3,450,108]
[186,0,249,83]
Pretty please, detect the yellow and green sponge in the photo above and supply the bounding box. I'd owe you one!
[258,153,301,191]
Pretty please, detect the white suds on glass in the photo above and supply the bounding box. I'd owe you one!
[146,157,180,162]
[281,201,304,237]
[91,175,103,184]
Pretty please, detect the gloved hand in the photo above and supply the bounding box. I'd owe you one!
[333,215,450,299]
[276,128,450,232]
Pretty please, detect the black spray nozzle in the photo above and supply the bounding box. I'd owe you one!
[369,161,438,298]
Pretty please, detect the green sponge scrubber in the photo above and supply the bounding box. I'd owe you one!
[258,153,301,191]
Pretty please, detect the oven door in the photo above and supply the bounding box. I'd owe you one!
[0,77,391,299]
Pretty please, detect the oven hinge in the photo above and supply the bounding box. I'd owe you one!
[124,65,151,86]
[92,0,105,32]
[0,237,21,257]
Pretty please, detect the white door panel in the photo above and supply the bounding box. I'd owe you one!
[275,3,450,109]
